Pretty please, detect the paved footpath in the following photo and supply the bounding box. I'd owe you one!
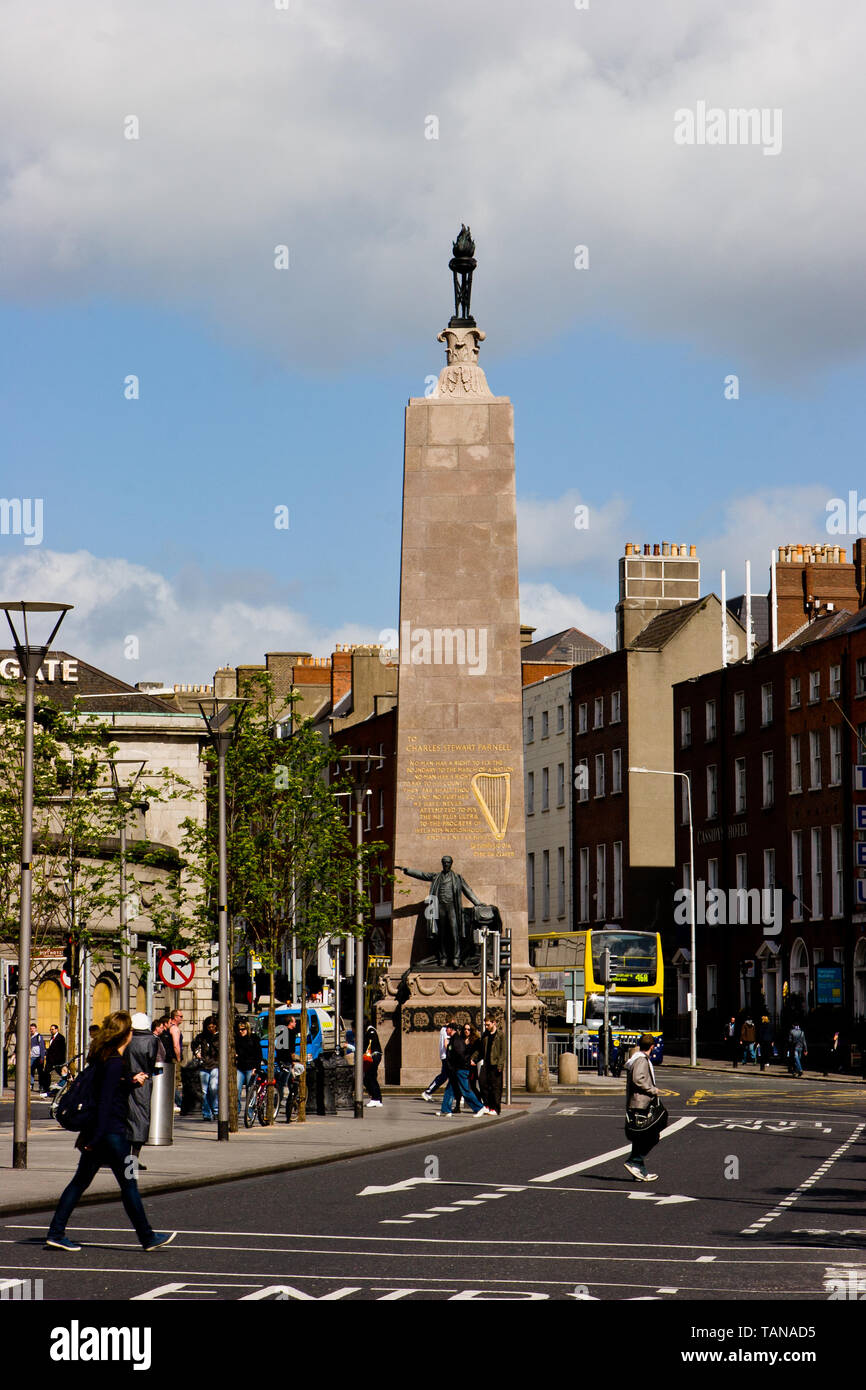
[0,1094,555,1215]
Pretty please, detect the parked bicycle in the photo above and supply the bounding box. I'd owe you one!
[244,1060,301,1127]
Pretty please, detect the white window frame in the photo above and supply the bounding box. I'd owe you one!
[809,730,822,789]
[734,690,745,734]
[811,827,823,919]
[832,824,843,917]
[762,751,774,808]
[790,734,802,793]
[792,831,804,920]
[705,699,717,741]
[611,690,622,724]
[707,764,718,819]
[596,845,606,921]
[612,748,622,794]
[593,697,604,730]
[612,841,623,917]
[761,683,773,726]
[595,753,605,798]
[790,675,801,709]
[830,725,842,785]
[681,706,692,749]
[734,757,746,813]
[578,847,589,922]
[527,770,535,814]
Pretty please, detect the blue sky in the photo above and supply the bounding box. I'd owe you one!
[1,1,864,679]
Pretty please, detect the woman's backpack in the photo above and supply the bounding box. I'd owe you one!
[55,1065,99,1132]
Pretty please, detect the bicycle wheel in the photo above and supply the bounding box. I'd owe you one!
[272,1085,283,1122]
[244,1085,257,1128]
[49,1085,66,1123]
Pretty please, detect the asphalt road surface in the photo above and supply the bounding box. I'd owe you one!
[2,1072,865,1317]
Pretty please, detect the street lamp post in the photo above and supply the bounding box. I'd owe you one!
[2,601,72,1169]
[335,754,376,1119]
[199,698,250,1142]
[629,765,696,1067]
[107,759,146,1013]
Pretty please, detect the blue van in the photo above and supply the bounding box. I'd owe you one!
[254,1006,329,1061]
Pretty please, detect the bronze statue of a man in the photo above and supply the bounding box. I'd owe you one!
[397,855,481,968]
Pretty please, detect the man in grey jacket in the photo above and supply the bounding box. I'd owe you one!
[624,1033,663,1183]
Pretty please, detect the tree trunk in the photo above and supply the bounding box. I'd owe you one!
[298,959,308,1123]
[266,978,276,1124]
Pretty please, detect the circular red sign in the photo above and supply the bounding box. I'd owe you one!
[158,951,195,990]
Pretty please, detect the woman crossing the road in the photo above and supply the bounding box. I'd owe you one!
[623,1033,668,1183]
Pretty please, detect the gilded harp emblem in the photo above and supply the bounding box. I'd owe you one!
[471,772,511,841]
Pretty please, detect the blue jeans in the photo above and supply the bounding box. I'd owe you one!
[791,1049,804,1075]
[237,1068,256,1115]
[742,1043,756,1064]
[440,1069,483,1114]
[47,1134,154,1247]
[200,1067,218,1118]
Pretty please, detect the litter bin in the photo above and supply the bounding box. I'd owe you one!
[148,1062,176,1146]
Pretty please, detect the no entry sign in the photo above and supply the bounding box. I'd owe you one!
[158,950,195,989]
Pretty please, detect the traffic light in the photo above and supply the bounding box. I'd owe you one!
[5,963,19,994]
[498,934,512,978]
[489,930,501,976]
[63,935,80,989]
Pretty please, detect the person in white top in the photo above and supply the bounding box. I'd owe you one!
[420,1025,451,1102]
[623,1033,665,1183]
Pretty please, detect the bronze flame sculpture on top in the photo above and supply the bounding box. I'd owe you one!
[449,224,477,327]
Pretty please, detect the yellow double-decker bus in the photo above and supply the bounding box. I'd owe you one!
[529,928,664,1066]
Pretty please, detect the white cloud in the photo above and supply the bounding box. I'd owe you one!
[519,581,615,651]
[1,1,865,375]
[0,549,381,683]
[517,490,629,572]
[695,485,833,591]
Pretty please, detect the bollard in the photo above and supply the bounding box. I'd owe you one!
[525,1053,551,1093]
[558,1052,578,1085]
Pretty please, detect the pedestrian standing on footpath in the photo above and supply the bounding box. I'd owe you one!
[363,1025,383,1107]
[30,1023,45,1091]
[41,1024,66,1095]
[192,1015,220,1120]
[788,1022,808,1076]
[235,1018,262,1117]
[739,1015,757,1065]
[44,1011,175,1253]
[480,1013,505,1114]
[127,1013,160,1173]
[623,1033,667,1183]
[421,1024,450,1101]
[463,1023,484,1103]
[725,1015,738,1068]
[757,1015,774,1071]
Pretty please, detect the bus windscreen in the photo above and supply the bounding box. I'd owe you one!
[591,931,657,987]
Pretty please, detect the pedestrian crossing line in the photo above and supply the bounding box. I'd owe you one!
[740,1120,866,1236]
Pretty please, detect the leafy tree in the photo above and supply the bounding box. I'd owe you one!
[175,674,385,1125]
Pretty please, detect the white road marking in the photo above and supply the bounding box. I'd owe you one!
[358,1177,436,1197]
[740,1120,866,1236]
[530,1115,697,1182]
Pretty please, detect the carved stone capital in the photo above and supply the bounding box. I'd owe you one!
[433,325,493,399]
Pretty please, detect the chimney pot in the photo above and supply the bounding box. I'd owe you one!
[653,544,660,556]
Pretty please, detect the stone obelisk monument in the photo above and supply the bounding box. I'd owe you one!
[378,227,542,1085]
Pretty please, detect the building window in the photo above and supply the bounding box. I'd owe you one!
[542,766,550,811]
[762,751,774,808]
[542,710,549,739]
[734,757,747,813]
[378,742,384,770]
[576,758,589,803]
[681,777,689,825]
[832,824,843,916]
[830,725,842,785]
[596,845,606,920]
[792,831,804,920]
[613,841,623,917]
[764,847,776,893]
[578,703,587,734]
[681,707,692,749]
[527,853,535,921]
[857,658,866,698]
[557,846,566,918]
[377,789,384,828]
[595,753,605,798]
[707,764,718,819]
[708,857,719,891]
[734,691,745,733]
[761,683,773,726]
[593,697,604,730]
[811,827,823,919]
[557,762,565,806]
[809,670,820,704]
[790,675,801,709]
[542,850,550,920]
[579,847,589,922]
[791,734,802,792]
[859,722,866,760]
[612,748,622,794]
[705,700,717,741]
[734,854,748,922]
[526,715,534,744]
[707,964,718,1011]
[556,704,565,734]
[809,730,822,789]
[830,664,842,698]
[527,770,535,814]
[611,690,622,724]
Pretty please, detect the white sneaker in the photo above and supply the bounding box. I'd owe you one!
[436,1112,452,1118]
[623,1161,645,1181]
[420,1090,434,1101]
[639,1172,658,1183]
[473,1108,489,1118]
[365,1099,382,1108]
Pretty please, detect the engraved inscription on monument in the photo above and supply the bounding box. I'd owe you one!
[403,736,516,859]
